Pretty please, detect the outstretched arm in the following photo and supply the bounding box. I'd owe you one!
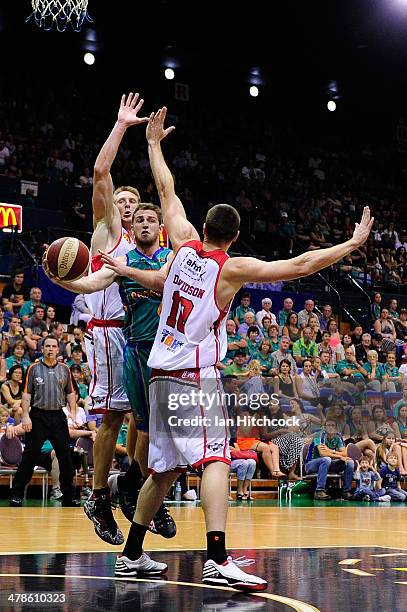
[93,93,148,226]
[146,107,199,250]
[100,250,172,293]
[223,207,374,289]
[43,253,118,294]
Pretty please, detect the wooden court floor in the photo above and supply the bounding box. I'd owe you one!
[0,503,407,611]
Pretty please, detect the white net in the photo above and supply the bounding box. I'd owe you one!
[28,0,91,32]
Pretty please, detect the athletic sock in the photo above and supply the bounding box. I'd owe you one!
[123,522,148,560]
[122,460,144,489]
[207,531,227,564]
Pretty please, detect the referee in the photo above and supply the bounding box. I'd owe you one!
[9,335,79,507]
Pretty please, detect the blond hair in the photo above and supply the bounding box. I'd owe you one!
[113,185,141,203]
[247,360,262,376]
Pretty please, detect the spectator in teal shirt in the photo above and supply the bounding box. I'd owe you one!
[336,347,365,381]
[18,287,46,321]
[382,352,402,391]
[233,293,255,328]
[5,341,31,374]
[361,349,385,391]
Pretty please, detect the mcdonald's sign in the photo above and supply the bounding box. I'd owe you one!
[0,204,22,233]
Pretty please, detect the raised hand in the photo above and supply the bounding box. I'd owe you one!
[352,206,374,247]
[146,107,175,145]
[99,250,128,276]
[117,92,149,128]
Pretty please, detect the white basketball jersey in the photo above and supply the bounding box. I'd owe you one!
[85,228,134,320]
[148,240,231,370]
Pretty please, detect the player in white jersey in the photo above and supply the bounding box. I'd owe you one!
[82,92,149,545]
[108,108,373,588]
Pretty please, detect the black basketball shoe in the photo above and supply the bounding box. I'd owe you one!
[84,490,124,545]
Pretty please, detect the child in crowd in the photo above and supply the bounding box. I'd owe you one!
[379,452,407,501]
[352,456,391,502]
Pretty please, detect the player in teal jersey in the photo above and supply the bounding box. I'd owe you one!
[47,203,175,537]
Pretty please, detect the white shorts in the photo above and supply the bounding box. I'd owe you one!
[148,366,231,473]
[85,319,130,413]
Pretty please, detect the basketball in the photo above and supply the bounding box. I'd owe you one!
[45,237,89,281]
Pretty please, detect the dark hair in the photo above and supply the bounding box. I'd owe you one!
[42,335,59,347]
[241,292,250,300]
[247,325,259,336]
[33,305,45,313]
[12,268,24,278]
[302,359,312,367]
[235,350,247,358]
[7,364,25,384]
[49,322,63,333]
[287,311,298,325]
[279,359,292,371]
[205,204,240,243]
[71,345,83,354]
[70,364,82,374]
[133,203,162,224]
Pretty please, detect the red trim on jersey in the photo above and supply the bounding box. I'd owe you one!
[150,367,201,382]
[195,345,200,368]
[87,317,124,330]
[91,229,132,272]
[192,457,231,469]
[103,326,113,411]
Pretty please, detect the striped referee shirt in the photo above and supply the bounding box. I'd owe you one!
[24,359,74,411]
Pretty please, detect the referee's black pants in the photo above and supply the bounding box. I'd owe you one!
[11,408,75,500]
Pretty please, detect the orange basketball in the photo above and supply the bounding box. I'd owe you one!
[45,237,89,281]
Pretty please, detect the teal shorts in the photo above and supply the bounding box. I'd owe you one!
[122,341,153,432]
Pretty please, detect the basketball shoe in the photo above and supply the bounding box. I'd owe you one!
[84,490,124,545]
[202,558,268,592]
[114,552,168,577]
[108,473,176,538]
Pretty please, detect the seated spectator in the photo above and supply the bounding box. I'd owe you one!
[265,323,280,352]
[374,308,396,348]
[273,359,300,400]
[18,287,46,320]
[0,307,9,334]
[70,364,89,409]
[382,352,402,391]
[305,418,354,501]
[370,292,382,324]
[236,416,285,478]
[282,311,301,346]
[394,383,407,418]
[292,327,318,366]
[0,355,6,383]
[223,351,249,379]
[297,299,315,329]
[237,312,262,340]
[70,294,92,326]
[367,405,396,443]
[277,297,295,328]
[393,403,407,441]
[379,452,407,501]
[356,333,372,365]
[5,340,31,374]
[0,364,24,424]
[318,304,334,332]
[308,314,322,344]
[319,350,340,382]
[352,456,390,502]
[375,431,407,475]
[298,359,324,406]
[1,269,29,314]
[220,319,247,368]
[271,337,298,375]
[335,333,355,362]
[233,292,255,328]
[45,305,57,331]
[388,299,399,321]
[343,405,376,461]
[318,332,335,364]
[325,405,347,436]
[327,318,341,350]
[67,326,87,359]
[252,339,275,377]
[372,333,388,363]
[336,347,366,382]
[361,349,385,391]
[66,345,91,385]
[48,322,69,361]
[2,316,25,357]
[351,324,364,346]
[230,443,258,500]
[23,305,48,341]
[255,297,277,327]
[394,307,407,343]
[246,326,261,357]
[115,414,130,472]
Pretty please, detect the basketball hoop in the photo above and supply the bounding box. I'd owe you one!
[26,0,92,32]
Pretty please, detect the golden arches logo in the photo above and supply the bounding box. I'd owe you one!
[0,206,17,228]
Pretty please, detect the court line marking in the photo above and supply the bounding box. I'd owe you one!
[0,545,400,556]
[0,573,319,612]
